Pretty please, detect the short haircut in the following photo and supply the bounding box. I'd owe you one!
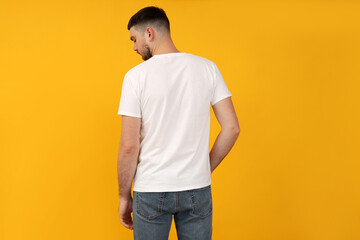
[127,6,170,34]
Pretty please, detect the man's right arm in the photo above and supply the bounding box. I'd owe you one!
[209,96,240,173]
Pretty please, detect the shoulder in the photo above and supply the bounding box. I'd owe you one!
[122,62,148,85]
[125,63,144,77]
[184,53,215,66]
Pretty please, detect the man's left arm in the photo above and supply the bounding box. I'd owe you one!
[117,115,141,200]
[117,115,141,230]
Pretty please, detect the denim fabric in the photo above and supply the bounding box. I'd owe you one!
[132,185,213,240]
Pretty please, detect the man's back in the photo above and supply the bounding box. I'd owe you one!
[118,52,232,192]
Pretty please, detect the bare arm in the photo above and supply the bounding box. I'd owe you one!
[117,116,141,200]
[210,97,240,173]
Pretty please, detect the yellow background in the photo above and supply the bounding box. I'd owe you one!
[1,0,359,239]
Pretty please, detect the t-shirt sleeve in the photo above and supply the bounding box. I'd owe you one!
[117,73,141,118]
[210,62,232,106]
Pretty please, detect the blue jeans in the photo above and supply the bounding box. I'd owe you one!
[132,184,213,240]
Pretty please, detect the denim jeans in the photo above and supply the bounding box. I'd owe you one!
[132,184,213,240]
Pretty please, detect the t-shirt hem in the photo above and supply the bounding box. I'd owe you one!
[132,179,212,192]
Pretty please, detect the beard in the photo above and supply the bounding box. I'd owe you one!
[141,43,153,61]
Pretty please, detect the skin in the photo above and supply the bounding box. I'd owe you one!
[129,25,181,60]
[117,115,140,230]
[118,24,240,231]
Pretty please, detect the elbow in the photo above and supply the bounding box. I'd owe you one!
[235,126,241,135]
[122,146,137,155]
[231,122,241,136]
[222,125,240,136]
[119,143,139,156]
[233,126,240,136]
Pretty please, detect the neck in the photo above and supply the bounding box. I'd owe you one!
[152,36,180,56]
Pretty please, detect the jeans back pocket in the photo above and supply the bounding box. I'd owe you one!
[135,191,166,220]
[189,185,213,218]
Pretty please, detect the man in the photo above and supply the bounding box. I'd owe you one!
[117,6,240,240]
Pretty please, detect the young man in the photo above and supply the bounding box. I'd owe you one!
[117,6,240,240]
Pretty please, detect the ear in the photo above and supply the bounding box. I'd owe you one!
[145,27,154,40]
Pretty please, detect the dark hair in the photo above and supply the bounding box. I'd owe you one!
[127,6,170,34]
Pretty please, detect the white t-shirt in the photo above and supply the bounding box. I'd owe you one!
[117,52,232,192]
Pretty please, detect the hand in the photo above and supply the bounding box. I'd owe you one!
[118,197,133,230]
